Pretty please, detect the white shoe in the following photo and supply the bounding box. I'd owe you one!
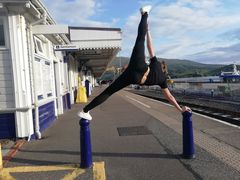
[140,5,152,14]
[78,111,92,120]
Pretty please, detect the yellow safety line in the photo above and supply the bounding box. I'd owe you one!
[61,167,85,180]
[3,164,77,173]
[0,164,82,180]
[0,162,106,180]
[93,162,106,180]
[0,170,15,180]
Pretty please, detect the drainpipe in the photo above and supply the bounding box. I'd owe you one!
[28,10,47,139]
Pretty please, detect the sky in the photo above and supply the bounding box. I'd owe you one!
[42,0,240,64]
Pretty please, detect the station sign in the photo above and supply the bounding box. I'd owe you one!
[54,45,79,51]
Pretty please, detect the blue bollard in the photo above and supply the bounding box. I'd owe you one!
[182,111,195,159]
[80,118,93,168]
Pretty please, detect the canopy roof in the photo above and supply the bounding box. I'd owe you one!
[69,27,122,77]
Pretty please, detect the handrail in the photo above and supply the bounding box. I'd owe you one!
[0,107,32,113]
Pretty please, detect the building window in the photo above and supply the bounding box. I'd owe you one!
[34,37,44,55]
[34,57,53,100]
[34,58,44,98]
[0,19,5,46]
[43,60,52,97]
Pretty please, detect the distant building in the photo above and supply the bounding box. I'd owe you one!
[221,63,240,76]
[220,63,240,82]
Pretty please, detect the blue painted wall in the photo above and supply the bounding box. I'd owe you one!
[0,113,16,139]
[32,101,56,139]
[39,101,56,132]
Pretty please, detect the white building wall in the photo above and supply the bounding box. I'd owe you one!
[8,14,34,138]
[55,51,68,95]
[0,50,14,108]
[63,58,69,93]
[48,44,58,117]
[32,36,63,118]
[30,33,61,106]
[68,55,78,104]
[0,1,75,139]
[54,51,66,114]
[0,13,14,109]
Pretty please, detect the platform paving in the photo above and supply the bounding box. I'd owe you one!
[1,86,240,180]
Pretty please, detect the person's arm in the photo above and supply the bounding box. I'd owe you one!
[147,30,155,58]
[161,88,191,113]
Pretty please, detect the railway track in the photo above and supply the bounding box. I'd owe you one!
[129,89,240,127]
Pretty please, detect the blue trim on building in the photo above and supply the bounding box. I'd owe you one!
[31,101,56,139]
[39,101,56,132]
[0,113,16,139]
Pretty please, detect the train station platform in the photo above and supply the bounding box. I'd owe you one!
[1,86,240,179]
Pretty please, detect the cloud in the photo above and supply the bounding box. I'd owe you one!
[185,43,240,64]
[218,28,240,41]
[150,1,240,36]
[42,0,116,27]
[177,0,221,10]
[126,0,240,36]
[41,0,240,64]
[121,0,240,63]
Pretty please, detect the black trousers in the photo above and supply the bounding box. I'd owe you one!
[83,13,148,112]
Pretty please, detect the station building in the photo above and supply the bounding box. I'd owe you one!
[0,0,122,140]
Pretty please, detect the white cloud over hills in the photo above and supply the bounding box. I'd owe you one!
[123,0,240,64]
[42,0,240,64]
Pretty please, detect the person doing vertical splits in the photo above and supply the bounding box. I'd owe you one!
[79,5,191,120]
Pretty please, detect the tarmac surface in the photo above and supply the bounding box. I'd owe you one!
[1,86,240,180]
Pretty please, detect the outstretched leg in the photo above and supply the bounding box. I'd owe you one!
[128,12,148,70]
[83,71,131,113]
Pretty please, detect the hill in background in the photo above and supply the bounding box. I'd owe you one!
[101,56,239,80]
[111,57,237,75]
[157,58,224,78]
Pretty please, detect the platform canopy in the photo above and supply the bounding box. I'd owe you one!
[69,27,122,77]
